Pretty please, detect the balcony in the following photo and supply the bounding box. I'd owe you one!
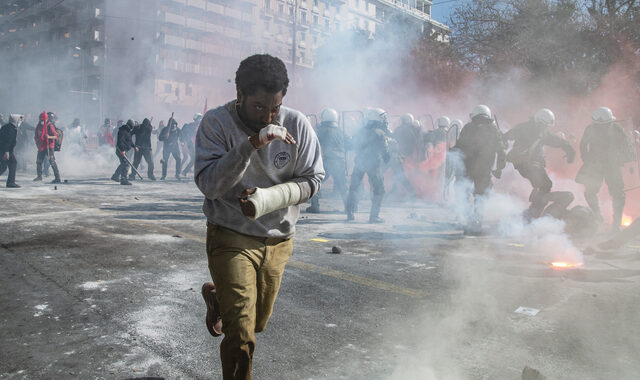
[375,0,450,31]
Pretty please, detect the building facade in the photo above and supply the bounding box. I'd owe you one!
[0,0,449,126]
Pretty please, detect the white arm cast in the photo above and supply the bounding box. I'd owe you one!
[246,182,303,220]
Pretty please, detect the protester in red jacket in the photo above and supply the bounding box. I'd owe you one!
[33,111,61,183]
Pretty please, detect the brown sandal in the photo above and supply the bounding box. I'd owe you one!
[201,282,223,337]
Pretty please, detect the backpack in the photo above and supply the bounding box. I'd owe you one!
[54,127,64,151]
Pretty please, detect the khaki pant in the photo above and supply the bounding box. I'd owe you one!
[206,222,293,380]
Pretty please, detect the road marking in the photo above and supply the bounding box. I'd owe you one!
[44,195,429,299]
[285,260,428,298]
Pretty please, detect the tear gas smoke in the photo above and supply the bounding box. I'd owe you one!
[1,4,639,378]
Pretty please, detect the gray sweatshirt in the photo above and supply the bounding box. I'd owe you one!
[195,100,325,238]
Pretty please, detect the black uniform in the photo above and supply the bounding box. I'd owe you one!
[112,123,136,183]
[159,120,182,179]
[308,120,348,212]
[503,120,575,219]
[16,120,34,171]
[452,115,506,233]
[345,121,390,222]
[180,120,198,176]
[424,126,448,148]
[386,136,415,197]
[0,118,19,187]
[576,121,635,226]
[393,121,423,161]
[131,118,155,180]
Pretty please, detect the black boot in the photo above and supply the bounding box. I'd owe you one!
[6,183,20,188]
[120,178,132,185]
[369,194,384,223]
[306,195,320,213]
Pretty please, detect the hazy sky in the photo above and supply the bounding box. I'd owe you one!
[430,0,459,25]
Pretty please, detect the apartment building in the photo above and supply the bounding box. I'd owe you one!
[0,0,449,124]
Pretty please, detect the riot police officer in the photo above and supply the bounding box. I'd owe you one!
[307,108,348,213]
[452,105,506,235]
[503,108,575,220]
[576,107,635,230]
[345,107,391,223]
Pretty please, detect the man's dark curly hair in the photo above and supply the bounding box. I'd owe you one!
[235,54,289,97]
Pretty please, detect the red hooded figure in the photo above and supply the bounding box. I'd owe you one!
[34,111,57,152]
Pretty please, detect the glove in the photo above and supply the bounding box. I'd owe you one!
[566,150,575,164]
[492,169,502,179]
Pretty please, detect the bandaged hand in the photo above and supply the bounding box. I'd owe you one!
[249,124,296,149]
[239,182,302,220]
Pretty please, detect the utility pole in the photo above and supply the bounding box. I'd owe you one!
[290,0,298,83]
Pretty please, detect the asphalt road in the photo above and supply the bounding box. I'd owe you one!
[1,172,639,380]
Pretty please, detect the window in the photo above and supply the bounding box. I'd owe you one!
[264,0,270,9]
[313,15,318,25]
[301,11,307,23]
[186,85,193,96]
[94,30,100,41]
[94,8,101,17]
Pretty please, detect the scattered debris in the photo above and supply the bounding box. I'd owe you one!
[54,186,57,190]
[509,243,525,247]
[311,238,329,243]
[331,246,342,254]
[514,306,540,316]
[522,366,546,380]
[63,179,68,183]
[172,234,183,238]
[409,212,417,219]
[134,197,139,200]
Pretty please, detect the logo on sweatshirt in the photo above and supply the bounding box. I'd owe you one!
[274,152,291,169]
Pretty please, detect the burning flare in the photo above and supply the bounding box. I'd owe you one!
[550,261,583,269]
[621,215,633,227]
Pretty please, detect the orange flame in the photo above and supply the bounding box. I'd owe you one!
[621,215,633,227]
[550,261,583,269]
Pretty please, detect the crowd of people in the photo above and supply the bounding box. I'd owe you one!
[0,111,202,187]
[0,98,637,236]
[0,99,636,237]
[307,103,636,236]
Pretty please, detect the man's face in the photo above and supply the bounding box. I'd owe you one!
[237,88,283,130]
